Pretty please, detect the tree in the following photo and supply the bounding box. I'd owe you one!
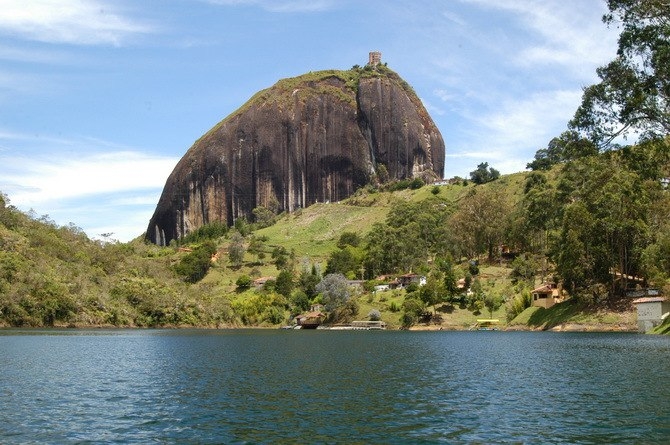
[325,246,362,278]
[316,273,351,312]
[337,231,361,249]
[450,188,508,261]
[570,0,670,146]
[271,246,289,270]
[290,290,311,313]
[252,206,277,229]
[438,256,459,304]
[234,217,251,237]
[527,131,598,170]
[551,153,653,299]
[466,279,485,315]
[174,241,217,283]
[228,232,246,267]
[418,274,445,315]
[275,270,294,298]
[469,162,500,184]
[247,235,267,265]
[510,254,537,284]
[376,163,390,184]
[363,199,453,276]
[640,179,670,285]
[483,291,504,319]
[298,264,321,300]
[316,273,359,323]
[401,297,427,327]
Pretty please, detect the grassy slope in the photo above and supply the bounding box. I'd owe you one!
[254,182,478,267]
[509,301,637,331]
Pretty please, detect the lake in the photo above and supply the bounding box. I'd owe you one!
[0,329,668,444]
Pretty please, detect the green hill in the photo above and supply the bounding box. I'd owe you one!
[0,160,653,331]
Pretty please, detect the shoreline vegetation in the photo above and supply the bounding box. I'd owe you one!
[0,172,662,334]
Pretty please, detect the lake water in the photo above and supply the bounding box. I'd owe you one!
[0,329,668,444]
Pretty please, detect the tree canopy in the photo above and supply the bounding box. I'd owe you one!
[469,162,500,184]
[570,0,670,147]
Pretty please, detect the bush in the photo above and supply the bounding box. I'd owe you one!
[401,312,417,328]
[263,306,285,325]
[236,275,252,292]
[180,222,228,245]
[389,179,412,191]
[368,309,381,321]
[409,178,424,189]
[174,241,217,283]
[505,291,532,322]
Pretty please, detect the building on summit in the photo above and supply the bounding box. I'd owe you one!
[368,51,381,66]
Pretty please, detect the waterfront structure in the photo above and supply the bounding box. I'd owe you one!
[632,297,670,332]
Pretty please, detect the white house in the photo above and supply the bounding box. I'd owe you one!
[632,297,670,332]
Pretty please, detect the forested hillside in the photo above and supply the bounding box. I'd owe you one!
[0,194,234,327]
[2,140,666,330]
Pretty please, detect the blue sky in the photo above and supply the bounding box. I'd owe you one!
[0,0,619,242]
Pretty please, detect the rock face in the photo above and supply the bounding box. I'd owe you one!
[146,67,445,245]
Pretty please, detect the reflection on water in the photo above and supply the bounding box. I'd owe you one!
[0,329,668,444]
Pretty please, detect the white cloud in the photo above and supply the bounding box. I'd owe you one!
[442,9,467,27]
[0,131,178,241]
[206,0,335,13]
[445,89,583,176]
[479,89,582,144]
[0,0,154,45]
[460,0,617,79]
[1,150,176,206]
[421,0,620,179]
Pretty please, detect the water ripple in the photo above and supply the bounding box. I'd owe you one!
[0,329,668,443]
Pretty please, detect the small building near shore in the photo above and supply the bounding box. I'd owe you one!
[632,297,670,332]
[295,310,325,329]
[294,304,325,329]
[531,283,561,309]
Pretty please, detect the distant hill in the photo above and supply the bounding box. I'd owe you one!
[146,64,445,246]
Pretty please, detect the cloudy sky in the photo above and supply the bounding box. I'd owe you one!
[0,0,619,241]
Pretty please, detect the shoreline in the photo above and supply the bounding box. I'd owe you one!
[0,322,640,333]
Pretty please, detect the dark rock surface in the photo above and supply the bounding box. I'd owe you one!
[147,67,445,245]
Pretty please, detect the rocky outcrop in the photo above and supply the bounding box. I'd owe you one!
[146,67,445,245]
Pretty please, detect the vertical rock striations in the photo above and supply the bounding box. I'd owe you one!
[146,67,445,245]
